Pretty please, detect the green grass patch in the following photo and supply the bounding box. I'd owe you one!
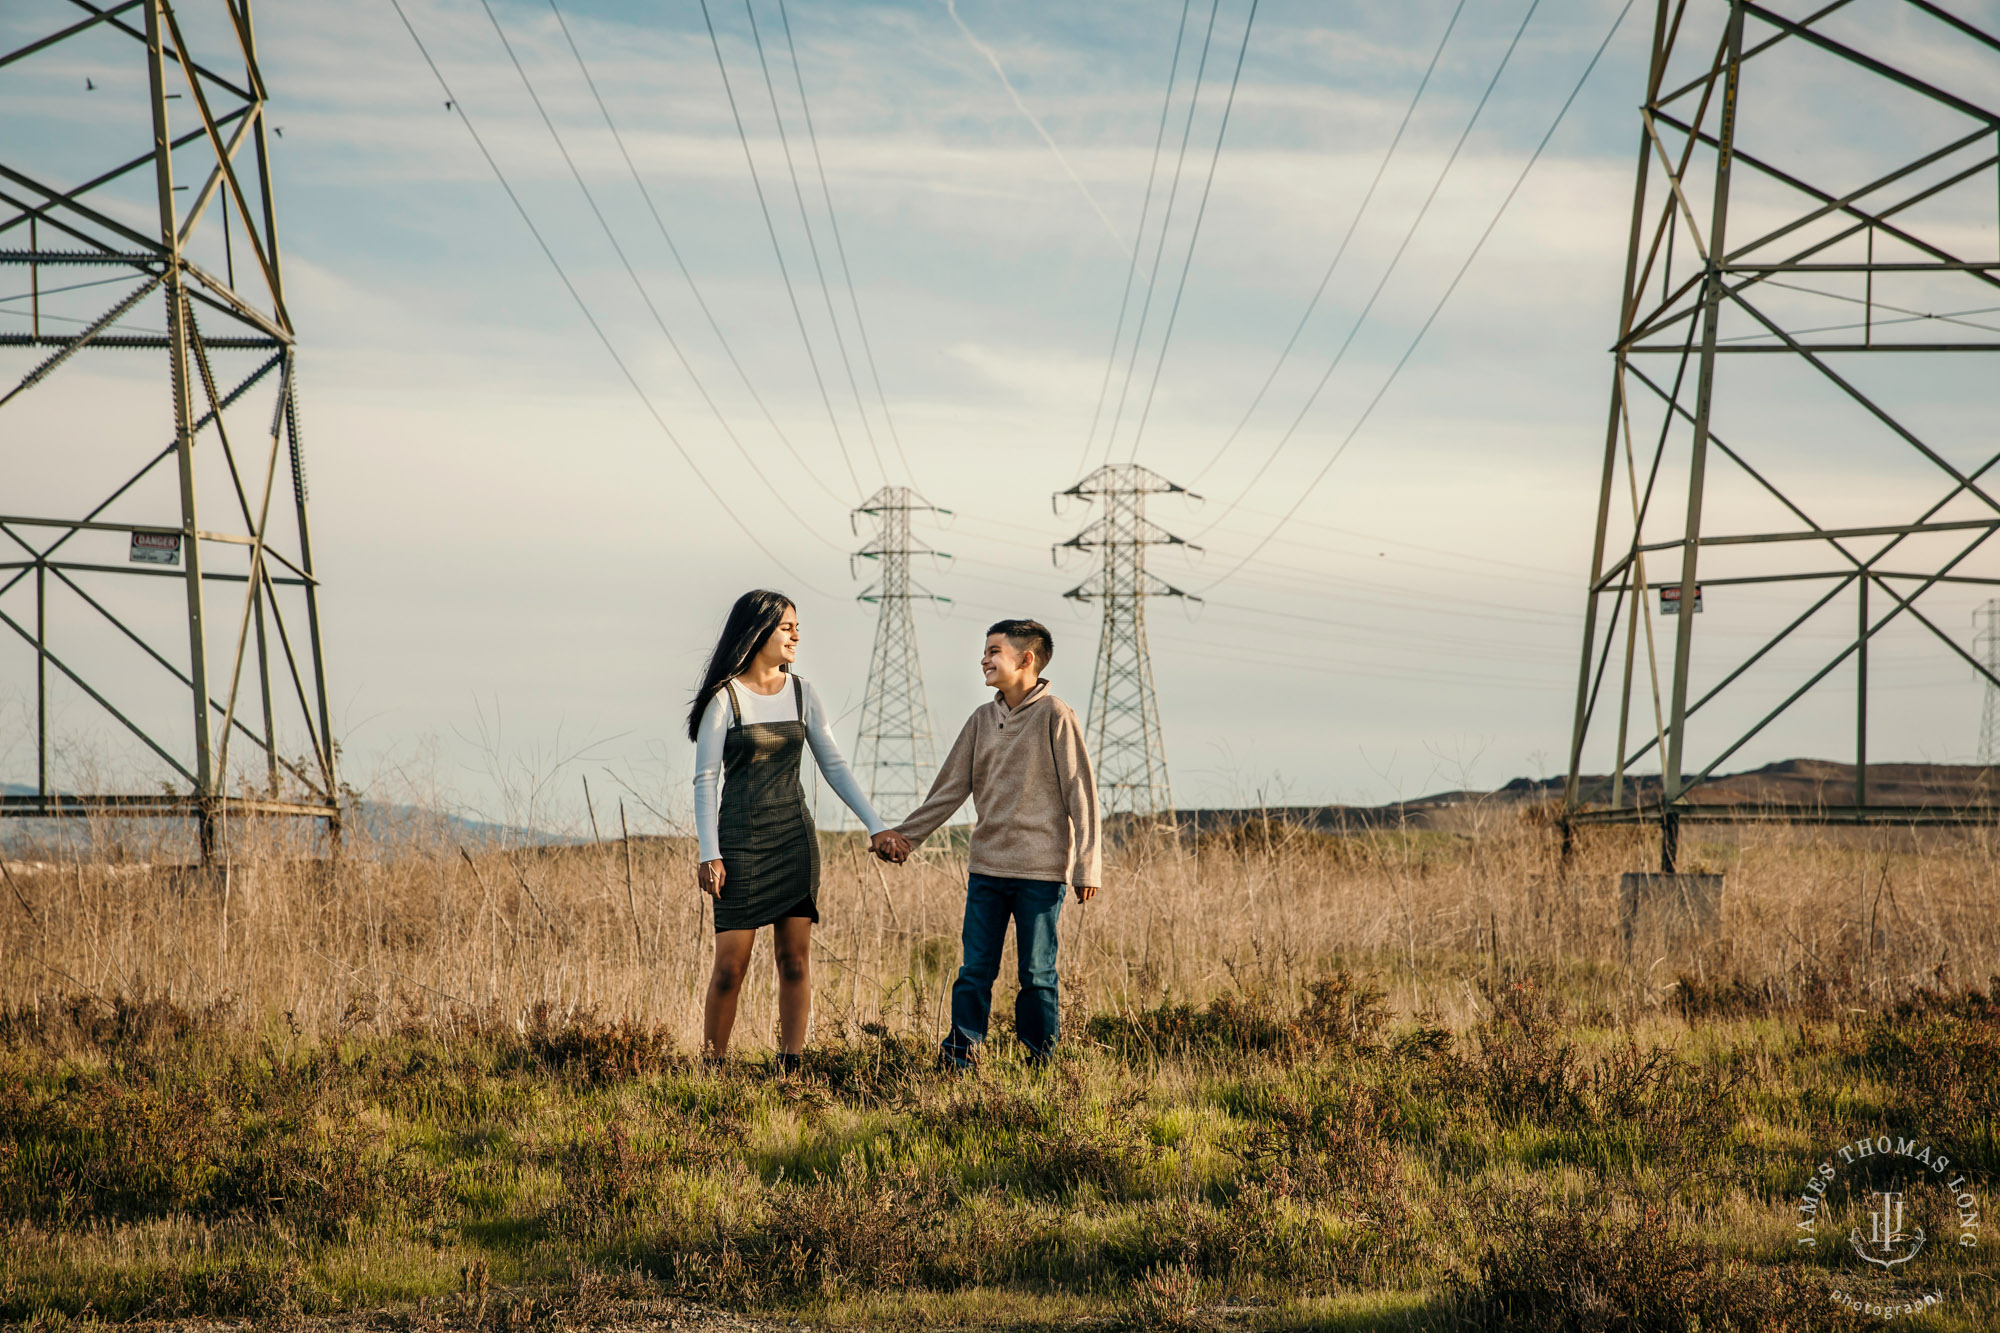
[2,981,1998,1329]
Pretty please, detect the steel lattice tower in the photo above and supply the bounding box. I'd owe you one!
[1977,601,2000,766]
[851,487,945,817]
[1,1,338,853]
[1056,465,1199,819]
[1561,0,2000,863]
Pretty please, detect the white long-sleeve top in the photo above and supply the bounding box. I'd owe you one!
[692,674,886,863]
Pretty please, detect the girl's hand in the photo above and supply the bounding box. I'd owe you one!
[698,860,726,898]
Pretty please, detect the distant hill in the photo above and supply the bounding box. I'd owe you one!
[14,759,1998,852]
[1172,759,2000,834]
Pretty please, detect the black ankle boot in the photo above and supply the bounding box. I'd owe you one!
[775,1052,803,1076]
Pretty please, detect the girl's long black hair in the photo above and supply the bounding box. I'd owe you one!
[687,590,795,740]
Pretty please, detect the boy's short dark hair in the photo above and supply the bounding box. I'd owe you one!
[987,618,1054,671]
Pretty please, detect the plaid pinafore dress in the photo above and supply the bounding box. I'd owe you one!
[711,676,821,932]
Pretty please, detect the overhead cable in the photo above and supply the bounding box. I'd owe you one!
[1191,0,1467,483]
[1071,0,1193,480]
[774,0,919,488]
[544,0,851,507]
[476,0,842,551]
[1122,0,1259,465]
[385,0,825,591]
[1201,0,1639,593]
[1197,0,1545,538]
[698,0,865,498]
[1099,0,1223,467]
[741,0,887,485]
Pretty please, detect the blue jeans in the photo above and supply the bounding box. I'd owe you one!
[943,874,1066,1067]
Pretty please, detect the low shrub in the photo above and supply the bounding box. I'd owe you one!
[1086,972,1390,1062]
[1458,981,1588,1125]
[1673,968,1855,1021]
[0,993,233,1054]
[0,1046,449,1237]
[1462,1186,1869,1332]
[1234,1078,1403,1200]
[796,1021,934,1101]
[1844,1008,2000,1168]
[513,1003,682,1086]
[684,1153,952,1300]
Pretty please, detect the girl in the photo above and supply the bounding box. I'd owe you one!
[688,590,905,1068]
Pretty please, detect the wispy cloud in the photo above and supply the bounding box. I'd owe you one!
[940,0,1132,259]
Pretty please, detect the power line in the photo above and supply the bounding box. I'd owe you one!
[741,0,887,485]
[1073,0,1192,479]
[475,0,841,552]
[0,272,138,305]
[936,561,1573,690]
[386,0,824,591]
[774,0,918,489]
[1098,0,1222,469]
[1191,0,1467,483]
[1197,0,1545,541]
[544,0,851,507]
[945,496,1576,580]
[1202,0,1637,593]
[1122,0,1258,465]
[698,0,865,498]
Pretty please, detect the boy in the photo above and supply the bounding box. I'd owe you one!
[878,619,1101,1068]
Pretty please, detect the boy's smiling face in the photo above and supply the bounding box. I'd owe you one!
[981,633,1038,693]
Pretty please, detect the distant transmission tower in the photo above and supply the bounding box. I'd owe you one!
[1,1,338,855]
[1056,465,1200,819]
[1977,602,2000,766]
[851,487,946,816]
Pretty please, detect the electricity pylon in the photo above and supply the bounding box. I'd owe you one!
[1,1,339,855]
[851,487,946,818]
[1977,602,2000,767]
[1561,0,2000,864]
[1055,464,1199,819]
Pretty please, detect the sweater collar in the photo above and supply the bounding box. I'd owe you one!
[995,679,1050,714]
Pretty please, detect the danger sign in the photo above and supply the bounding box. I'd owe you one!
[1659,584,1703,615]
[129,531,181,566]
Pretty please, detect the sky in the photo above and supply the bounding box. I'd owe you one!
[4,0,1999,832]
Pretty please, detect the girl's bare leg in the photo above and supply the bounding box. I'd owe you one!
[704,929,758,1057]
[773,917,813,1055]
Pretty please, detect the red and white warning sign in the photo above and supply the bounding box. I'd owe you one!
[129,531,182,566]
[1658,584,1703,615]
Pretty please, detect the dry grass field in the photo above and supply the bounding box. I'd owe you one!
[3,806,1999,1329]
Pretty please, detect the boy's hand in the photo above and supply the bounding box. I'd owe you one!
[1074,884,1099,903]
[870,830,913,863]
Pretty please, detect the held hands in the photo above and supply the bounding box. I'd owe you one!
[869,830,914,864]
[697,859,725,898]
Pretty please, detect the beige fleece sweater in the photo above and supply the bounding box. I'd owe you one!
[894,681,1102,887]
